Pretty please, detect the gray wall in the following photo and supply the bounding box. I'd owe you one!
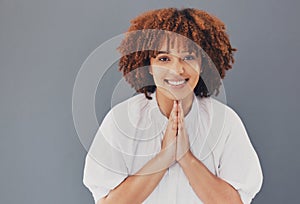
[1,0,299,203]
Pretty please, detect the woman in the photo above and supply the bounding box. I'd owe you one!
[83,8,263,204]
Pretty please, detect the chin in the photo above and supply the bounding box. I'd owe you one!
[162,89,194,101]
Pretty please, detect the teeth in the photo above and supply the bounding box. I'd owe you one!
[167,80,185,85]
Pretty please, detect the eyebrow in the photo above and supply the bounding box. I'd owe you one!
[157,51,193,54]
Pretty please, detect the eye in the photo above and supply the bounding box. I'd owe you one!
[157,56,170,62]
[183,55,195,61]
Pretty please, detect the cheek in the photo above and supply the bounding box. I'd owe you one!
[192,63,201,73]
[189,73,200,86]
[188,68,200,81]
[152,67,168,79]
[151,70,163,86]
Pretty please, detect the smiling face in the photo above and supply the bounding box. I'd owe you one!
[149,39,201,101]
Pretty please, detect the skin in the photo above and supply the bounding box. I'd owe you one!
[98,42,243,204]
[149,38,201,118]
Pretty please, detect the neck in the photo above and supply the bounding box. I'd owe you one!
[156,90,194,118]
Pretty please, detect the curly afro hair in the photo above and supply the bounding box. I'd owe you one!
[117,8,237,99]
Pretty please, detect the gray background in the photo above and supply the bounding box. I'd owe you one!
[1,0,299,203]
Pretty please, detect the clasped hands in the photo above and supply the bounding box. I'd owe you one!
[161,100,192,165]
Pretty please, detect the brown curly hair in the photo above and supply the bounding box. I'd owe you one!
[117,8,237,99]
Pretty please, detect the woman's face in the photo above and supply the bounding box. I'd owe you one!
[149,41,201,101]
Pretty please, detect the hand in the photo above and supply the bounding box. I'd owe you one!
[160,101,178,164]
[176,100,191,163]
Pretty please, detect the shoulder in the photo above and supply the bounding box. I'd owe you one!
[107,93,151,121]
[112,93,150,112]
[195,96,246,135]
[100,93,152,133]
[199,96,243,121]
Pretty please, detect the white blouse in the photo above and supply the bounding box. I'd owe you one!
[83,91,263,204]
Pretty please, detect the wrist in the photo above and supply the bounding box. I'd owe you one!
[178,150,194,167]
[159,144,176,167]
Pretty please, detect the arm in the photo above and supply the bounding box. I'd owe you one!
[98,101,179,204]
[98,147,174,204]
[178,152,243,204]
[176,101,243,204]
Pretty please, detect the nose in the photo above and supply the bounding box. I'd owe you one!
[172,57,185,74]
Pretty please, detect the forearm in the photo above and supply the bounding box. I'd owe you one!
[179,151,243,204]
[98,148,175,204]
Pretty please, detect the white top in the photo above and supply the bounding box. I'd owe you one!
[83,91,263,204]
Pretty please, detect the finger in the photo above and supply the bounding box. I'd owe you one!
[172,116,177,130]
[169,101,177,120]
[168,101,178,131]
[173,100,179,118]
[177,118,182,132]
[172,102,178,130]
[178,100,184,124]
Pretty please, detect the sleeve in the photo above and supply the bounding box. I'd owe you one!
[218,108,263,204]
[83,110,128,204]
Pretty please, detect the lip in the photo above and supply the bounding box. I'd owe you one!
[164,78,189,89]
[164,77,189,81]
